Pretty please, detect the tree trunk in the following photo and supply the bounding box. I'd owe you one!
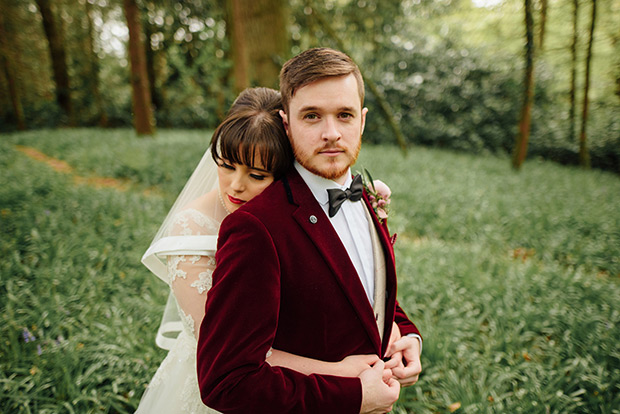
[568,0,579,142]
[123,0,155,136]
[0,5,26,130]
[229,0,248,93]
[228,0,289,92]
[1,55,26,131]
[614,33,620,101]
[143,13,164,113]
[512,0,535,170]
[538,0,548,51]
[579,0,596,168]
[35,0,74,125]
[85,0,108,127]
[218,0,234,120]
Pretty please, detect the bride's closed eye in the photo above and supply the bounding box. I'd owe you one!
[219,161,270,181]
[219,162,235,170]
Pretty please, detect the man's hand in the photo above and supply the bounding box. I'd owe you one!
[384,322,404,373]
[386,336,422,387]
[359,360,400,414]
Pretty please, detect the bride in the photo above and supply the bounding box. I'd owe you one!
[136,87,386,413]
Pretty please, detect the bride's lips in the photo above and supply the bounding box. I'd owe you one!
[227,194,245,205]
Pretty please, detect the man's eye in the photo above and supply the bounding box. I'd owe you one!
[340,113,353,119]
[304,113,318,120]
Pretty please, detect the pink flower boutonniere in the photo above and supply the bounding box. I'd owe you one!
[360,168,391,222]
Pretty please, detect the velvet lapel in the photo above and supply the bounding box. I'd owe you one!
[285,169,382,353]
[361,192,398,355]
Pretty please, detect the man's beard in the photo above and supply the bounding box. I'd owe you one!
[292,139,361,181]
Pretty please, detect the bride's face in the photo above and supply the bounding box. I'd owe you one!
[217,155,274,213]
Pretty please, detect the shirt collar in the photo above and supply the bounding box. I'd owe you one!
[294,161,352,206]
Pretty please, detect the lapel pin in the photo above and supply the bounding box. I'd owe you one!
[309,215,318,224]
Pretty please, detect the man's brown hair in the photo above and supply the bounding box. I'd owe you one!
[279,48,364,113]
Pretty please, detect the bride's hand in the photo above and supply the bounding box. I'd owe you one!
[336,354,381,377]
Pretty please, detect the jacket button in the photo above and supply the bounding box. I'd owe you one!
[309,215,318,224]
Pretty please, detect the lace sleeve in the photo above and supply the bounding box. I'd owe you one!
[167,209,219,336]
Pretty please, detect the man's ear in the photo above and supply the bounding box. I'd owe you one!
[360,107,368,135]
[279,110,290,135]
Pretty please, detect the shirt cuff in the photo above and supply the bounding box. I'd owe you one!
[406,333,423,355]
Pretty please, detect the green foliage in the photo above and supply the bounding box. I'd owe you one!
[1,0,618,173]
[394,243,620,413]
[0,140,169,412]
[363,39,522,155]
[2,130,619,412]
[528,98,620,174]
[357,145,620,276]
[355,144,620,413]
[290,0,620,173]
[6,128,212,202]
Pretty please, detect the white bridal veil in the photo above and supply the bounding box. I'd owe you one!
[141,146,226,349]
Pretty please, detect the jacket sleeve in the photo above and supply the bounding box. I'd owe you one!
[394,301,421,338]
[196,211,362,414]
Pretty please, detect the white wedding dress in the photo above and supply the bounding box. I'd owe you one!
[136,209,221,414]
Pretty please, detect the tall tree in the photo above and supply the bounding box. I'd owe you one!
[512,0,536,170]
[614,32,620,101]
[0,2,26,130]
[579,0,596,168]
[35,0,74,124]
[568,0,579,142]
[123,0,155,135]
[142,3,166,116]
[85,0,107,127]
[227,0,289,92]
[539,0,548,50]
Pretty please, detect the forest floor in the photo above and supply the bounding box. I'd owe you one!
[1,128,619,413]
[16,144,135,192]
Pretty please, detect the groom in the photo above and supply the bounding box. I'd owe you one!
[197,48,422,413]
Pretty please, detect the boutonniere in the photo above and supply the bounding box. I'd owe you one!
[360,168,391,222]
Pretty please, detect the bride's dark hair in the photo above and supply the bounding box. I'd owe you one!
[210,87,293,179]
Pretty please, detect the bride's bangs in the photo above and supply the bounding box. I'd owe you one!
[211,106,292,178]
[241,120,293,178]
[237,125,278,173]
[211,117,250,166]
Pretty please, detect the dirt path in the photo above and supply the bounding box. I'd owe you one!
[15,145,133,192]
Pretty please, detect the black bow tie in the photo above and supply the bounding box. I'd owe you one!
[327,174,364,218]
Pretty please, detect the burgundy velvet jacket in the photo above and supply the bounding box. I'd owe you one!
[197,168,420,414]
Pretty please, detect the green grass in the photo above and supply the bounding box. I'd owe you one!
[9,128,212,202]
[1,139,168,412]
[2,129,619,413]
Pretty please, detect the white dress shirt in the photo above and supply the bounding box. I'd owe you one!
[294,162,375,305]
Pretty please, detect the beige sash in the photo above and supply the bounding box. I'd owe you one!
[364,206,387,342]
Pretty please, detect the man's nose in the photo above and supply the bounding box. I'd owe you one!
[321,117,341,142]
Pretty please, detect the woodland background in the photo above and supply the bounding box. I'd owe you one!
[1,1,620,412]
[0,0,619,172]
